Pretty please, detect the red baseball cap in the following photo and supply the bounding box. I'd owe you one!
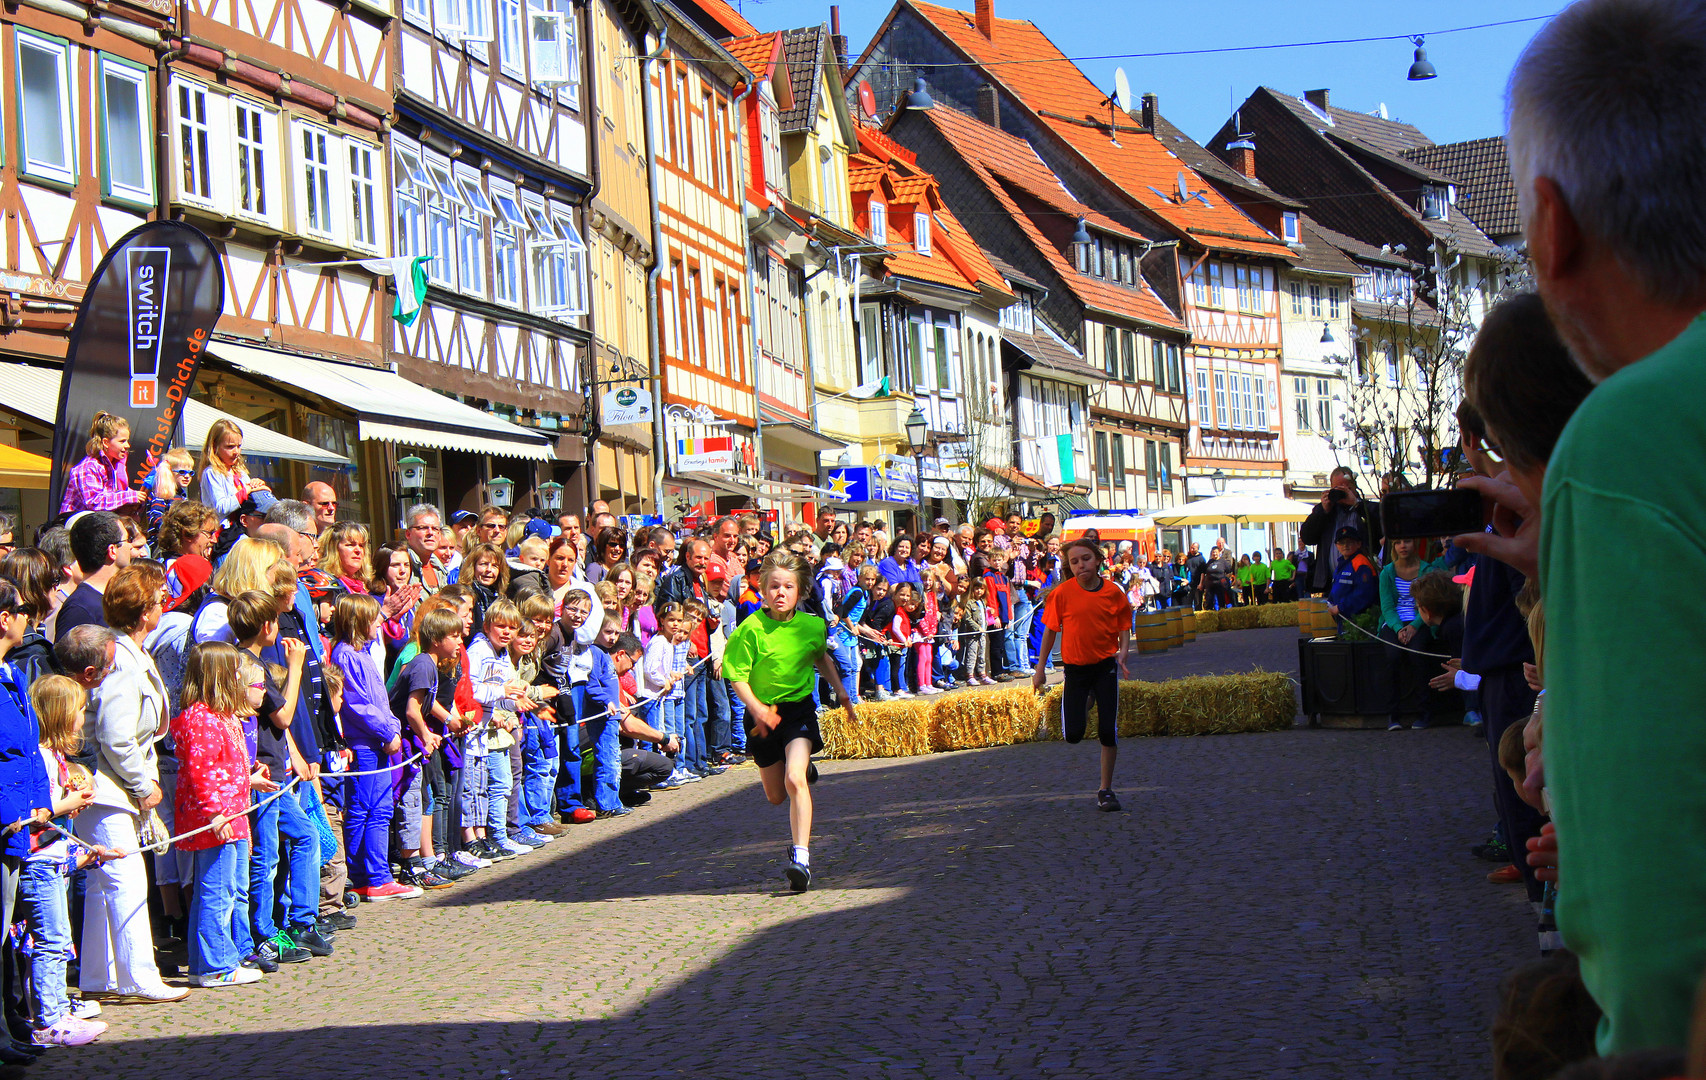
[705,561,727,581]
[983,518,1006,533]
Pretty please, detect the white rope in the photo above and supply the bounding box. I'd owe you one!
[1331,609,1449,658]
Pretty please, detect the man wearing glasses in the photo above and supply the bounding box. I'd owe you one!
[404,504,446,592]
[302,482,340,532]
[475,507,509,546]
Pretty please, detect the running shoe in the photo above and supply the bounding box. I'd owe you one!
[191,967,264,988]
[452,849,490,870]
[32,1016,106,1046]
[512,828,549,848]
[595,806,632,819]
[497,837,532,856]
[785,850,811,893]
[69,998,101,1020]
[287,925,335,956]
[562,807,598,825]
[432,857,475,881]
[1387,720,1404,731]
[1096,789,1122,813]
[355,882,424,902]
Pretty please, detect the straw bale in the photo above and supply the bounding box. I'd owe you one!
[1256,602,1301,628]
[928,686,1044,752]
[1039,672,1295,738]
[817,700,931,759]
[1194,609,1221,634]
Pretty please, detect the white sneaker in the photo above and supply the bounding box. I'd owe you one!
[453,849,490,870]
[70,998,102,1019]
[893,689,913,699]
[192,967,263,988]
[918,686,942,696]
[873,687,892,701]
[498,837,532,855]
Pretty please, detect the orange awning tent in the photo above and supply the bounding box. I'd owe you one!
[0,444,49,490]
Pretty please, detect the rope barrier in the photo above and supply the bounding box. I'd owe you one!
[1330,609,1453,659]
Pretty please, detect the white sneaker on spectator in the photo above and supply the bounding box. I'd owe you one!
[70,998,102,1019]
[498,837,532,856]
[452,850,489,870]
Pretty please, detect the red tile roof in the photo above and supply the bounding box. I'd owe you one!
[852,128,1010,300]
[686,0,756,38]
[917,103,1181,332]
[724,32,782,82]
[907,1,1292,262]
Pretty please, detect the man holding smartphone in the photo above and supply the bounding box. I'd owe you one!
[1299,467,1382,595]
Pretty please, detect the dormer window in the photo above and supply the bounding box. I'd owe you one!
[1421,184,1448,221]
[1282,211,1300,243]
[914,211,931,256]
[869,202,886,244]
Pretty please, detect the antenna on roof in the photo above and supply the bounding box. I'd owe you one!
[1099,67,1131,147]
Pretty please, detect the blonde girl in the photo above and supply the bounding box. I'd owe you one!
[191,537,289,645]
[629,571,658,644]
[642,604,690,785]
[197,418,268,519]
[144,447,197,538]
[172,643,267,986]
[60,412,144,515]
[24,677,112,1042]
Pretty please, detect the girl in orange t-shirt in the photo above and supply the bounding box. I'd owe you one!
[1033,539,1132,812]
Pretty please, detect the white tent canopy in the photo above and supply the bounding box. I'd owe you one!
[1149,494,1315,527]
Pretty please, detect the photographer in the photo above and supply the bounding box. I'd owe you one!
[1299,467,1382,595]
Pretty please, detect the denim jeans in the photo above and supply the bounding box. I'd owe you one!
[485,749,512,840]
[705,671,732,758]
[554,686,586,814]
[684,665,709,771]
[585,714,622,811]
[249,792,282,944]
[520,714,560,828]
[19,859,73,1025]
[657,695,684,766]
[189,839,250,977]
[343,744,396,889]
[1010,595,1034,670]
[275,785,319,931]
[823,639,857,704]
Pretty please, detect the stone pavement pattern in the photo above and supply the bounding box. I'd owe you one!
[60,684,1527,1078]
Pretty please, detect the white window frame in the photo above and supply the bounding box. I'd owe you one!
[17,31,75,186]
[173,79,218,208]
[1294,376,1311,432]
[395,185,426,261]
[347,138,382,254]
[393,142,431,191]
[546,0,580,107]
[424,156,463,207]
[497,0,524,77]
[488,179,528,232]
[426,202,454,285]
[457,212,486,297]
[914,211,931,256]
[492,224,520,305]
[554,213,587,316]
[527,9,571,87]
[1281,211,1300,243]
[869,202,886,245]
[98,57,152,204]
[461,0,494,42]
[402,0,431,27]
[454,164,493,216]
[294,119,341,242]
[433,0,465,42]
[231,96,279,226]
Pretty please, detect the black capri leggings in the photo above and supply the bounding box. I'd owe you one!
[1061,657,1120,747]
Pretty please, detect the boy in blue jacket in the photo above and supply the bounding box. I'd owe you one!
[581,613,627,818]
[1328,526,1379,634]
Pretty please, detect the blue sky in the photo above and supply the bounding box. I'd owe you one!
[729,0,1557,145]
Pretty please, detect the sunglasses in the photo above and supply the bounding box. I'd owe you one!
[173,469,194,478]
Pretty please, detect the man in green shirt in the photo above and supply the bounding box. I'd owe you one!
[1461,2,1706,1054]
[1269,548,1296,604]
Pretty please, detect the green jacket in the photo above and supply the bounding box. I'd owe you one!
[1379,558,1447,635]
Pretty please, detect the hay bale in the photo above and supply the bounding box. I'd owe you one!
[1195,609,1222,634]
[1035,671,1293,740]
[928,687,1044,751]
[1255,601,1301,629]
[817,699,931,759]
[1217,606,1260,631]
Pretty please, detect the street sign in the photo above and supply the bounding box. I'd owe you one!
[601,385,653,426]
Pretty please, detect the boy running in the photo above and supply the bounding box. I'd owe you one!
[1032,539,1132,812]
[723,552,859,892]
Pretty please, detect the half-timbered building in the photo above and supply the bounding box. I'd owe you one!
[648,0,758,517]
[885,96,1189,515]
[850,0,1297,509]
[0,0,171,522]
[390,0,597,516]
[584,0,662,514]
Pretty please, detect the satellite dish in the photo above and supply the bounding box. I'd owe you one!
[857,80,877,120]
[1112,67,1131,113]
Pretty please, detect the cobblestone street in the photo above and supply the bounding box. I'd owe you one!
[61,660,1528,1080]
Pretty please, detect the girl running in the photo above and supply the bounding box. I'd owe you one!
[1032,539,1132,812]
[723,552,859,893]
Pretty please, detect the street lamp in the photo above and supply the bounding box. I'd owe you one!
[1407,36,1437,81]
[1320,322,1335,345]
[396,454,426,494]
[487,475,514,509]
[1211,469,1227,494]
[536,480,564,514]
[905,405,928,535]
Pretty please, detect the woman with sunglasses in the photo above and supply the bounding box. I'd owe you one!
[583,527,627,585]
[143,448,197,540]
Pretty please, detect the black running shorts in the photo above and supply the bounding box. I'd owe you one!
[1061,657,1120,748]
[743,697,823,769]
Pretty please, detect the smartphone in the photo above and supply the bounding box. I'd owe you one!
[1381,487,1485,540]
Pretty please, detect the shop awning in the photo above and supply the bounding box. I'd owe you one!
[0,361,350,467]
[1054,493,1095,512]
[208,341,555,462]
[673,471,765,501]
[982,464,1052,498]
[759,407,846,453]
[0,444,49,489]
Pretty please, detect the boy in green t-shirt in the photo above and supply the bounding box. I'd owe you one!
[723,551,860,892]
[1269,548,1296,603]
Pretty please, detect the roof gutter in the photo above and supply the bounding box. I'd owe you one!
[642,31,669,499]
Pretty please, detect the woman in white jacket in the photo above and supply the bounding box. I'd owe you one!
[77,564,188,1003]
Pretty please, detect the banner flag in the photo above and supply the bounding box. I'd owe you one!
[49,221,224,510]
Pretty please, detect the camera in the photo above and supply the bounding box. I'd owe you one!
[1326,488,1349,505]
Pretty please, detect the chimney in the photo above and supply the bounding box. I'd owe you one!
[1140,92,1157,133]
[974,0,995,41]
[1229,145,1257,178]
[829,6,848,70]
[1304,88,1330,112]
[977,84,1000,128]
